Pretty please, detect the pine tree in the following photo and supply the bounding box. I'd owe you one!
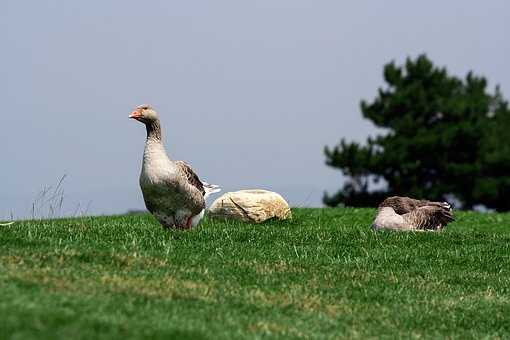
[324,55,510,211]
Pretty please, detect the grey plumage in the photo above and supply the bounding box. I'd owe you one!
[372,196,454,231]
[130,104,221,229]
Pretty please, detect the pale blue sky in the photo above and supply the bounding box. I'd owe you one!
[2,1,509,219]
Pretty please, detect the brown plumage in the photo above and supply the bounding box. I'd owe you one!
[372,196,454,231]
[129,104,220,229]
[175,161,206,196]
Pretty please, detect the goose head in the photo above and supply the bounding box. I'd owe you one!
[129,104,159,124]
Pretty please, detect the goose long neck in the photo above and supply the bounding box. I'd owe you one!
[142,118,170,167]
[146,119,162,142]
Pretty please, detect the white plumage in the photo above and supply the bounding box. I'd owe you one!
[130,104,221,229]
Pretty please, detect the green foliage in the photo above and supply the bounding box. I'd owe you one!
[325,55,510,210]
[1,212,510,339]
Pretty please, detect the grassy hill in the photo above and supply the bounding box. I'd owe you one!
[1,208,509,339]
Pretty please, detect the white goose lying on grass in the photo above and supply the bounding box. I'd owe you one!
[372,196,454,231]
[129,104,220,229]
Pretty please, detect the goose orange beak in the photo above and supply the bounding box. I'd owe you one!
[129,110,141,120]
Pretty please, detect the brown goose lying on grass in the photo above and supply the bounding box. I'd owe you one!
[129,104,220,229]
[372,196,454,231]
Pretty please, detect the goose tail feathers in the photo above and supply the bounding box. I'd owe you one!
[442,201,453,212]
[203,182,221,199]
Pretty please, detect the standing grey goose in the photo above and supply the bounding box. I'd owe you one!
[129,104,221,229]
[372,196,454,231]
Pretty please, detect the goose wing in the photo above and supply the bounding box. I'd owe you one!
[175,161,205,196]
[380,196,452,215]
[379,196,431,214]
[403,205,454,230]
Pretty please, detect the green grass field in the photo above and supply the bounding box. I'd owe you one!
[1,208,509,339]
